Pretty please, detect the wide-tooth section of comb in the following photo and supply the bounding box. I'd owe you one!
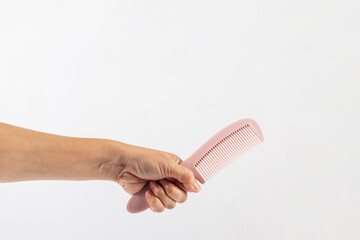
[194,124,261,181]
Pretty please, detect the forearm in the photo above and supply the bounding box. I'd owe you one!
[0,123,125,183]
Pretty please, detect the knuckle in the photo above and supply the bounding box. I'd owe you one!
[167,202,176,209]
[151,183,165,197]
[149,198,165,213]
[155,205,165,213]
[166,185,176,195]
[153,185,165,197]
[150,206,158,213]
[178,193,188,203]
[151,197,158,206]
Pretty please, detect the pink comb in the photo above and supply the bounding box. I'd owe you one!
[126,118,264,213]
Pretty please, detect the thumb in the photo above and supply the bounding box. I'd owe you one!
[165,163,201,192]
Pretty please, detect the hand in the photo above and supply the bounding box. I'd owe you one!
[102,144,201,212]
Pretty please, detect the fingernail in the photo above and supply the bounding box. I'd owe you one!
[193,181,201,192]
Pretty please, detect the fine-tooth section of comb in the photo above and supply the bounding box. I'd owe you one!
[194,124,261,182]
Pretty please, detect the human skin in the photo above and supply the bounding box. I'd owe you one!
[0,123,201,213]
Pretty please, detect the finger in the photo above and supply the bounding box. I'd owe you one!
[118,172,148,195]
[165,178,187,192]
[173,179,188,192]
[166,163,201,193]
[145,190,165,213]
[149,181,176,210]
[159,179,188,203]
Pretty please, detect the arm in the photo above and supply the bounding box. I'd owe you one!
[0,122,201,212]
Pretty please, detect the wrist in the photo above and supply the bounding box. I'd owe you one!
[52,138,127,182]
[95,139,130,181]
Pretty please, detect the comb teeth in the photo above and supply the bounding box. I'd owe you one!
[194,124,261,181]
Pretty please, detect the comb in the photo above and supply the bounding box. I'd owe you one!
[126,118,264,213]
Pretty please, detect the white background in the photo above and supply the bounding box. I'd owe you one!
[0,0,359,239]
